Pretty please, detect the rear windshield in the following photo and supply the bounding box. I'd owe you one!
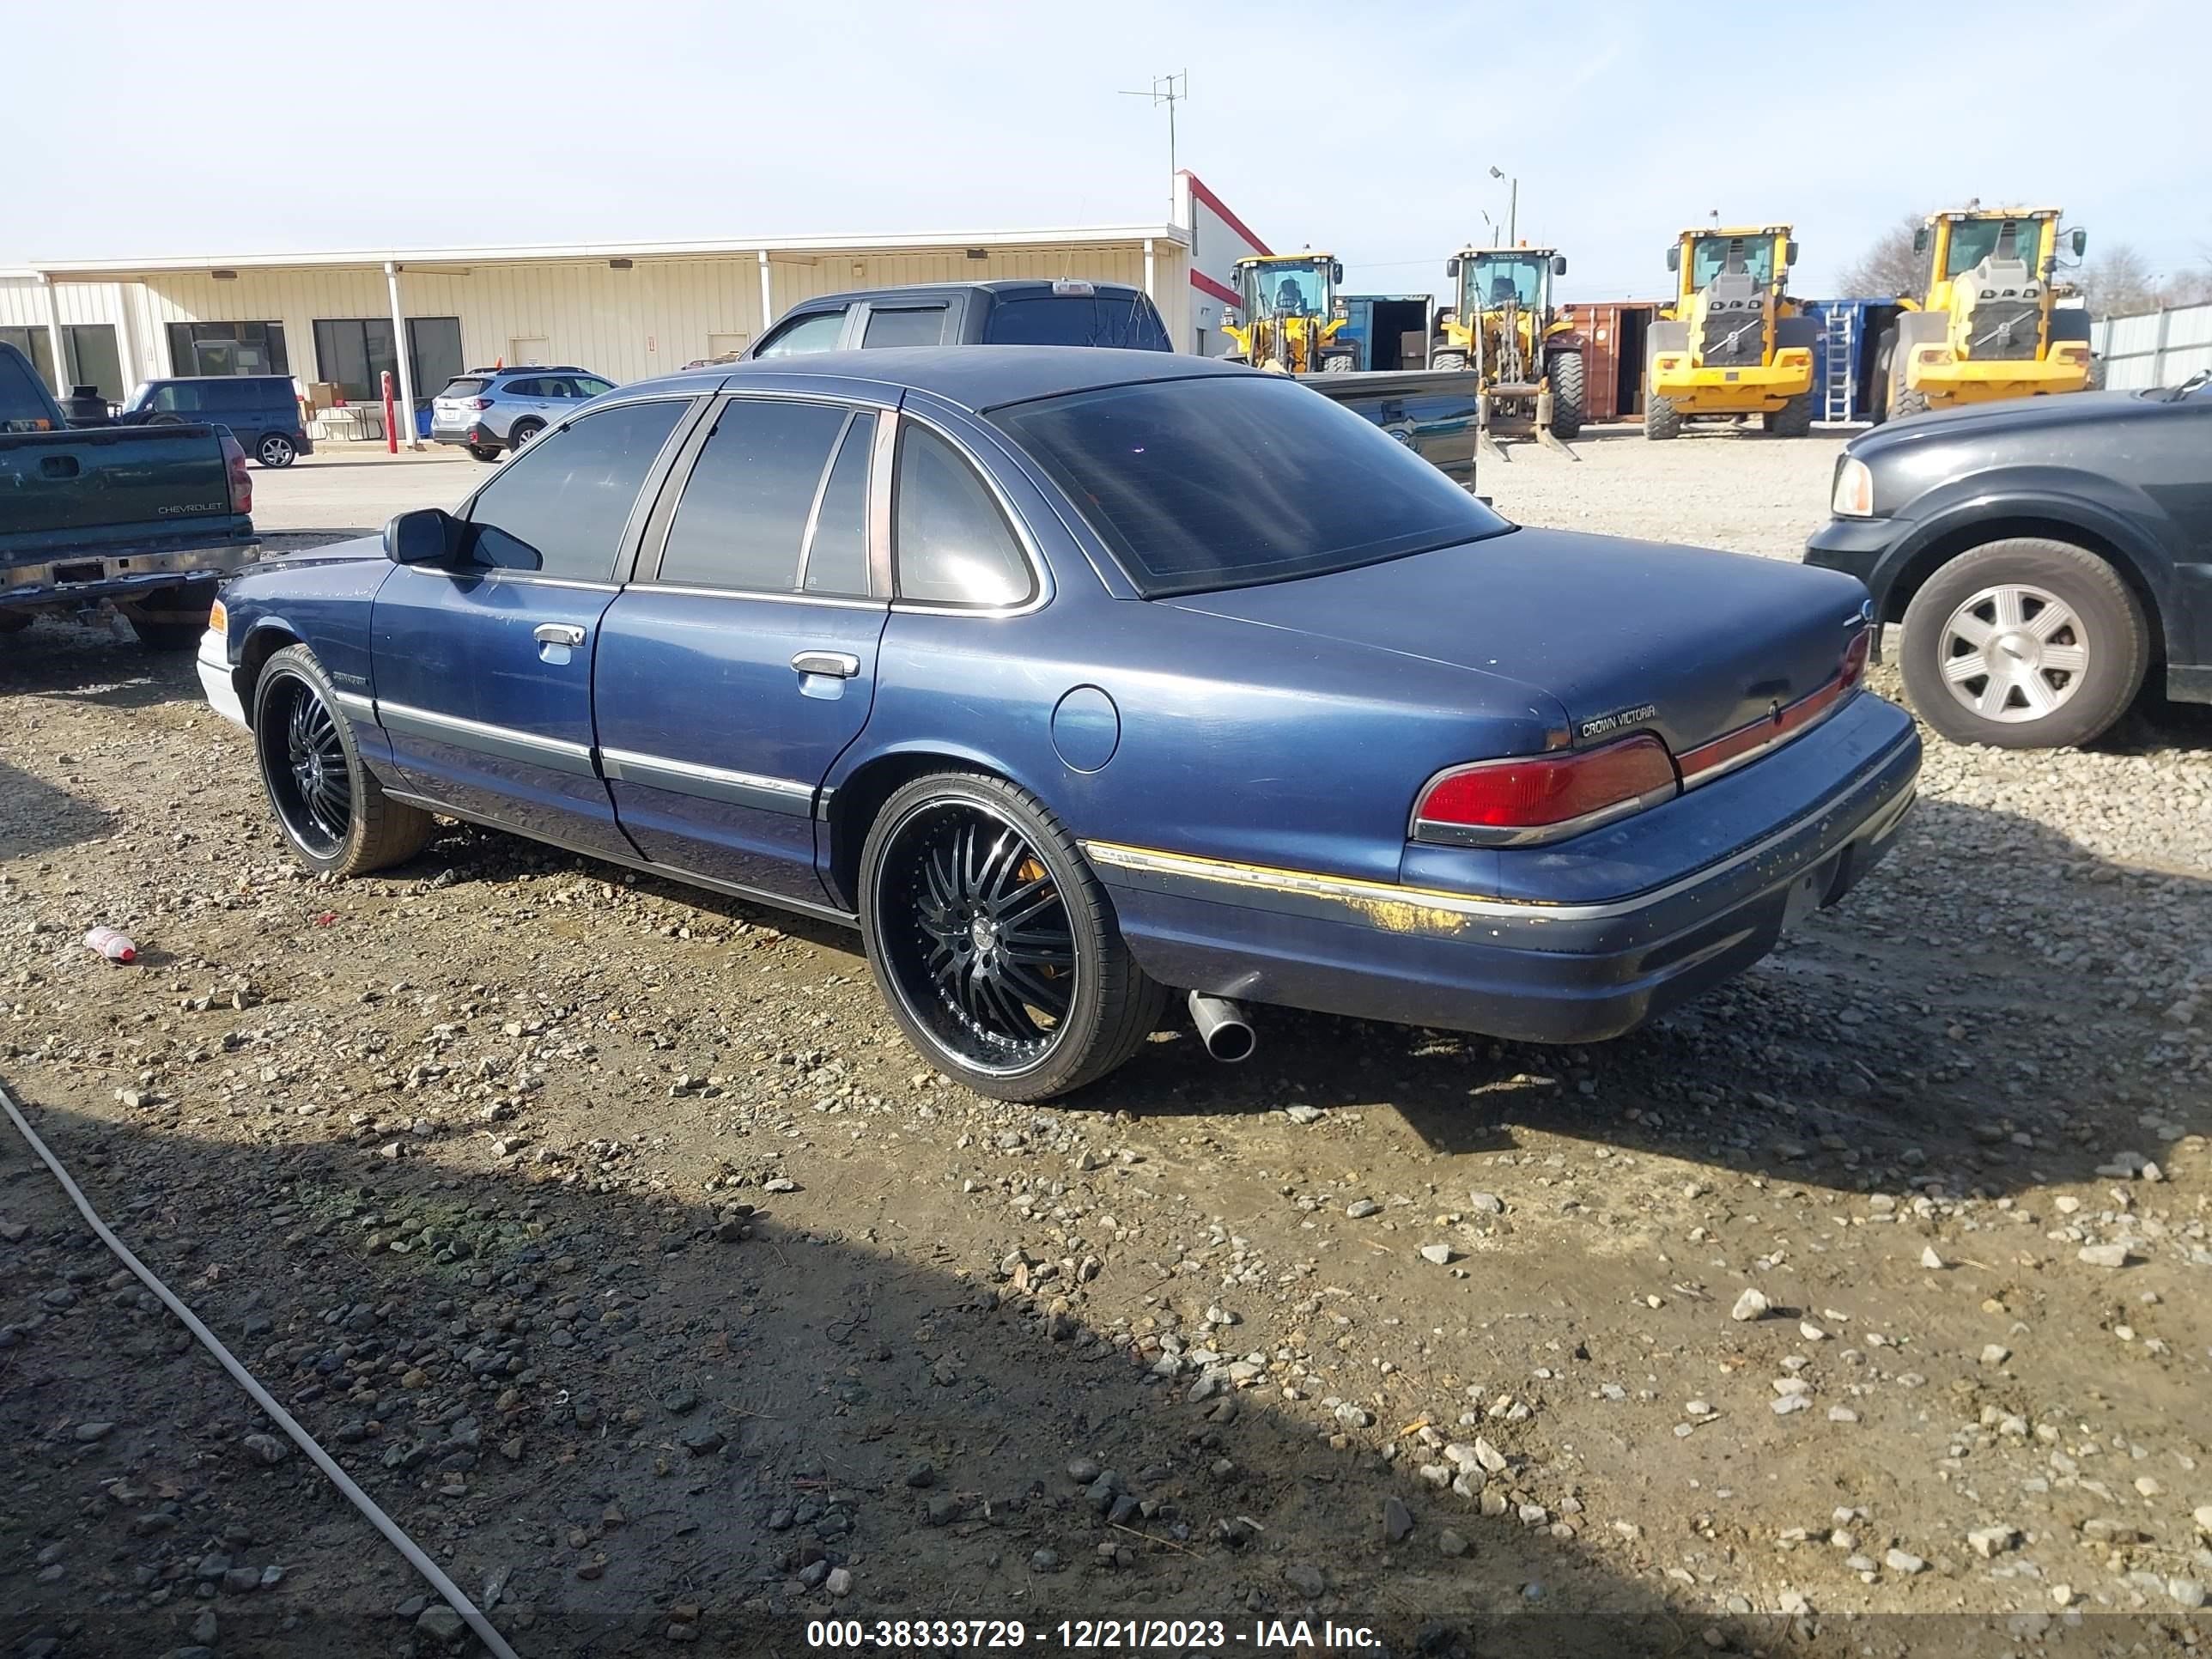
[984,295,1171,350]
[989,374,1509,597]
[440,378,490,398]
[0,348,59,432]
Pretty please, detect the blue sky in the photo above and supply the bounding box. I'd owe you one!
[6,0,2205,301]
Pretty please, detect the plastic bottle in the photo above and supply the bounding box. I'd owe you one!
[84,927,137,964]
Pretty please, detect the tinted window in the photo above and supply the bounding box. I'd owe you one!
[802,413,877,598]
[464,398,689,581]
[154,383,198,412]
[502,378,543,398]
[575,377,615,397]
[0,347,57,431]
[985,295,1170,350]
[757,311,847,357]
[989,375,1509,598]
[204,380,270,413]
[658,399,849,591]
[893,424,1032,608]
[861,307,948,348]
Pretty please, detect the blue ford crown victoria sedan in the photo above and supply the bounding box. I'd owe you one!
[198,349,1919,1099]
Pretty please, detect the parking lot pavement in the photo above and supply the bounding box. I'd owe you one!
[1,434,2206,1652]
[252,447,487,540]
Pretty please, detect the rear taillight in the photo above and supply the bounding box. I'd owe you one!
[221,434,252,515]
[1412,733,1679,847]
[1839,624,1871,689]
[465,397,491,410]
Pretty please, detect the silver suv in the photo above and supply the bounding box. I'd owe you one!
[429,367,617,461]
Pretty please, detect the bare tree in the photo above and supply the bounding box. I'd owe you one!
[2072,243,2166,319]
[1838,213,1926,297]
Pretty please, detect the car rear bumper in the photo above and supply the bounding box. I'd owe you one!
[1,541,256,611]
[431,425,500,449]
[1092,692,1921,1045]
[197,629,249,730]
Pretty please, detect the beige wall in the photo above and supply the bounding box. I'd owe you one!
[24,240,1185,392]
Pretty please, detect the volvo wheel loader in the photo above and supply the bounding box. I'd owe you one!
[1222,253,1358,374]
[1876,208,2091,419]
[1644,225,1816,440]
[1432,246,1583,455]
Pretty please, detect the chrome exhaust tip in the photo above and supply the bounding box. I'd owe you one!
[1187,991,1255,1064]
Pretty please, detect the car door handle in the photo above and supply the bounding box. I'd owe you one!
[791,650,860,679]
[40,456,80,479]
[534,623,586,647]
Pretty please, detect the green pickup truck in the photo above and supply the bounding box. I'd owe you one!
[2,342,259,649]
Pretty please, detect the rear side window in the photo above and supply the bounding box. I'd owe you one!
[464,398,689,581]
[502,378,542,398]
[801,414,876,598]
[658,399,851,591]
[154,383,200,412]
[757,311,847,357]
[860,307,948,348]
[985,295,1170,350]
[893,424,1032,608]
[204,381,264,413]
[575,377,615,398]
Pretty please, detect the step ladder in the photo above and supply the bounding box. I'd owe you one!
[1819,308,1857,424]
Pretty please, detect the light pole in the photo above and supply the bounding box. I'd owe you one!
[1489,165,1516,246]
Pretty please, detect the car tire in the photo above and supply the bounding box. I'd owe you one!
[1765,391,1814,437]
[1546,349,1585,439]
[1899,538,2149,750]
[0,611,32,635]
[858,771,1165,1103]
[466,444,502,463]
[508,420,545,449]
[1431,349,1469,373]
[256,432,298,468]
[131,618,204,652]
[1643,388,1683,440]
[252,645,434,877]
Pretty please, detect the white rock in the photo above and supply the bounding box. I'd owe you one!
[2077,1243,2132,1268]
[1800,1321,1826,1341]
[1827,1407,1858,1423]
[2193,1504,2212,1534]
[1730,1288,1770,1322]
[1920,1246,1945,1270]
[1771,1395,1811,1416]
[1886,1548,1927,1575]
[2170,1578,2207,1611]
[1979,1344,2011,1366]
[1967,1525,2020,1559]
[1419,1243,1455,1266]
[2054,1195,2081,1214]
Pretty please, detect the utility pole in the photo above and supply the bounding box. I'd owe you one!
[1119,71,1188,222]
[1488,165,1517,246]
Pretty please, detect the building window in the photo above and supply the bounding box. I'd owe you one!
[64,326,124,400]
[313,316,464,404]
[167,321,289,379]
[0,327,56,393]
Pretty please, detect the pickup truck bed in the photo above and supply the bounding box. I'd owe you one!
[1298,368,1481,483]
[0,343,258,648]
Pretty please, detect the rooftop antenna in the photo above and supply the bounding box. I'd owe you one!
[1118,71,1188,222]
[1708,208,1721,228]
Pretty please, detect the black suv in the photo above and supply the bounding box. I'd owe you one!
[1806,378,2211,748]
[745,279,1172,359]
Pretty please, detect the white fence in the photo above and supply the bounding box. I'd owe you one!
[2092,301,2212,389]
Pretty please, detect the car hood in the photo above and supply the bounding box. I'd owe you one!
[241,533,386,578]
[1850,388,2159,456]
[1164,528,1871,758]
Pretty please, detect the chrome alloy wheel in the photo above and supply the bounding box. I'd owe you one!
[1935,583,2089,724]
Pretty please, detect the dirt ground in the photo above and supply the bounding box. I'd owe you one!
[2,434,2209,1658]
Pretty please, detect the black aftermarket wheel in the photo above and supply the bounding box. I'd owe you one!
[252,645,434,876]
[858,773,1163,1101]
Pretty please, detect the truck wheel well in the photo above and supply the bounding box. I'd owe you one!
[234,626,301,727]
[1887,517,2160,644]
[825,751,990,911]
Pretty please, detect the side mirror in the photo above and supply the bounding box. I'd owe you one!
[1445,258,1460,279]
[385,507,462,567]
[1912,226,1929,252]
[1664,246,1680,274]
[1331,260,1344,284]
[1552,255,1568,277]
[2070,228,2087,258]
[1784,240,1800,268]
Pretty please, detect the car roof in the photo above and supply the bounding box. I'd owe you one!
[790,279,1146,307]
[155,374,291,383]
[624,346,1247,413]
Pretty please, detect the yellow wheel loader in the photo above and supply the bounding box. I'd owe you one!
[1433,246,1583,455]
[1222,254,1358,374]
[1876,208,2091,419]
[1644,225,1816,440]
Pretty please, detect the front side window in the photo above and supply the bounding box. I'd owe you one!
[860,307,948,348]
[892,424,1032,608]
[757,311,848,358]
[989,374,1509,598]
[657,399,851,591]
[462,398,689,581]
[153,383,198,413]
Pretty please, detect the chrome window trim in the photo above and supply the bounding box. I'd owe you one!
[599,746,817,817]
[446,571,622,593]
[888,410,1054,619]
[793,408,860,594]
[377,700,597,778]
[1083,769,1919,927]
[640,583,885,612]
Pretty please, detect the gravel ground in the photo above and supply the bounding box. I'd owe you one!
[2,434,2208,1657]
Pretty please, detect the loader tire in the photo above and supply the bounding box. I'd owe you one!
[1870,329,1897,423]
[1432,349,1469,373]
[1546,349,1585,439]
[1644,390,1683,441]
[1319,349,1357,374]
[1765,391,1814,437]
[1890,387,1931,420]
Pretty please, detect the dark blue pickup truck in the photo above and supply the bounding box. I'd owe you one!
[2,343,258,647]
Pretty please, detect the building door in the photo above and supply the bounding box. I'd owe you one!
[507,336,549,367]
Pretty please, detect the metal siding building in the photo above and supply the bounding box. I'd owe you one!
[1,223,1194,408]
[2094,301,2212,389]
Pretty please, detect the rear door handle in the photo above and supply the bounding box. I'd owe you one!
[791,650,860,679]
[40,456,80,479]
[534,623,586,647]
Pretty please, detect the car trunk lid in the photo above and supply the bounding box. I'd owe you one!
[1164,529,1869,762]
